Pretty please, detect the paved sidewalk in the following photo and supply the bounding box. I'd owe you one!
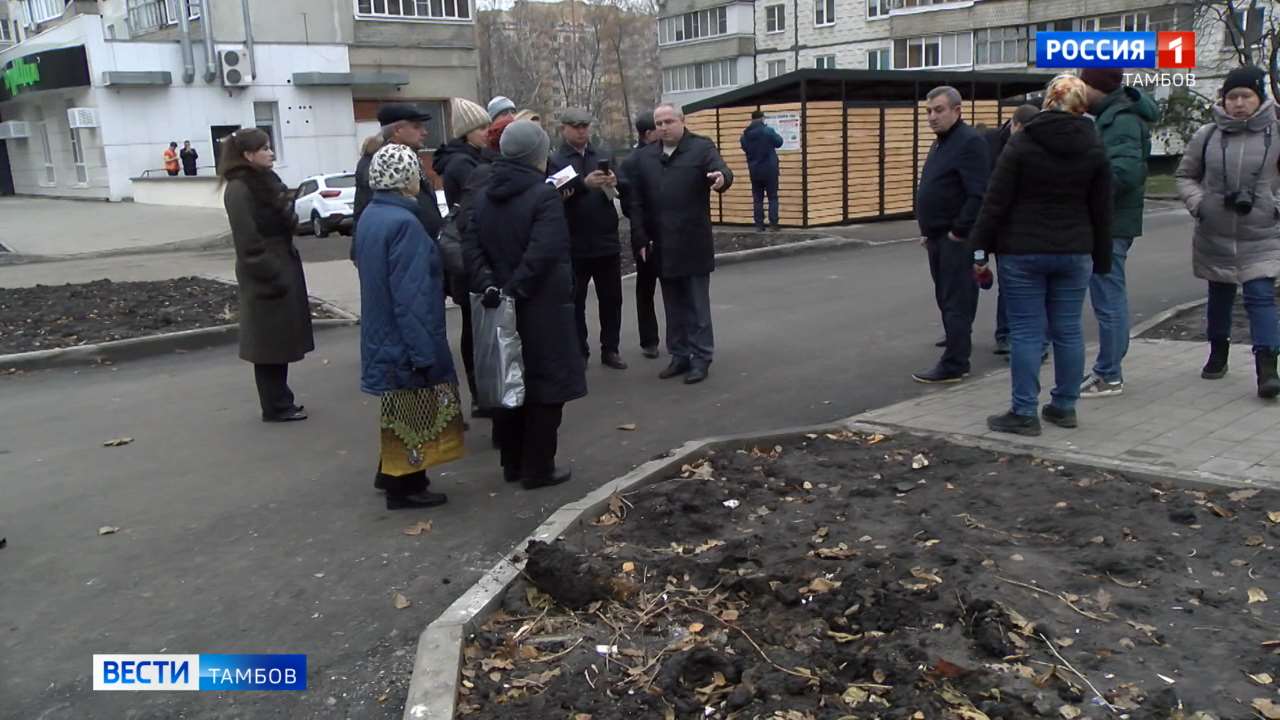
[0,197,230,257]
[859,338,1280,489]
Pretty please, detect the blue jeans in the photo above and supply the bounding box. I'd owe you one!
[1089,237,1133,382]
[999,254,1092,417]
[1207,278,1280,351]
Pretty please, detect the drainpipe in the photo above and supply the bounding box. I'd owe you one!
[200,0,218,83]
[240,0,256,80]
[177,1,196,84]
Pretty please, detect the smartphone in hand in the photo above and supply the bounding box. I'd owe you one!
[597,159,611,174]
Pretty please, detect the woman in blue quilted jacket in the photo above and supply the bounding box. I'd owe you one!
[355,144,465,510]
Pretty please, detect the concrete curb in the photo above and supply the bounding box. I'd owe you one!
[0,232,233,266]
[1130,296,1208,338]
[0,318,356,372]
[401,420,855,720]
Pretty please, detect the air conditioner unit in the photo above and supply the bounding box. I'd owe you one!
[67,107,100,129]
[219,47,251,87]
[0,121,31,140]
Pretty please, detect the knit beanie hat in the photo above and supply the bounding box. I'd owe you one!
[1223,65,1268,101]
[1079,68,1124,95]
[500,120,550,171]
[369,143,421,191]
[486,114,516,151]
[451,98,490,139]
[487,95,516,120]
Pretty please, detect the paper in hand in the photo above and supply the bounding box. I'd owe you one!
[546,165,579,189]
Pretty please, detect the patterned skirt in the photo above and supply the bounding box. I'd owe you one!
[378,382,466,477]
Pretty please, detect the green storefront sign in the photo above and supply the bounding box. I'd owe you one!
[1,58,40,96]
[0,46,90,102]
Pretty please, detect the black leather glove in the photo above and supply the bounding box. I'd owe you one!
[481,286,502,309]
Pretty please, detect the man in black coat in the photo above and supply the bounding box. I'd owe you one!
[912,86,991,384]
[548,108,627,370]
[351,104,443,262]
[617,111,661,359]
[628,103,733,385]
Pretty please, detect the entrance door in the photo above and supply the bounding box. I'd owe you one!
[0,140,13,196]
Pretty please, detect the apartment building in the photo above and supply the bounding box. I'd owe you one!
[0,0,480,200]
[657,0,756,105]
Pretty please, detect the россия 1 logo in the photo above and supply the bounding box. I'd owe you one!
[1036,31,1196,69]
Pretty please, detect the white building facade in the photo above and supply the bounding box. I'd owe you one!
[658,0,756,106]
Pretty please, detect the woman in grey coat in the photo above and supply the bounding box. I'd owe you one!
[219,128,315,421]
[1176,66,1280,399]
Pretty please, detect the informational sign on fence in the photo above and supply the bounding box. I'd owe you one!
[765,112,802,151]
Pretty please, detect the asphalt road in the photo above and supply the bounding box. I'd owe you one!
[1,207,1201,719]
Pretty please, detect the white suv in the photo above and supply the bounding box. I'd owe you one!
[294,173,356,237]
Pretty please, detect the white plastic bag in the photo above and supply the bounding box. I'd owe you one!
[471,293,525,409]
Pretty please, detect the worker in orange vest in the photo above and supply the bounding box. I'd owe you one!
[163,141,180,176]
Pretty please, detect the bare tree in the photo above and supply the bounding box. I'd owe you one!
[1189,0,1280,97]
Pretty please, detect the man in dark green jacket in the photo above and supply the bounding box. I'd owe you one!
[1078,69,1158,400]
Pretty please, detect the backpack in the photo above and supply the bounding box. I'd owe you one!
[435,205,466,277]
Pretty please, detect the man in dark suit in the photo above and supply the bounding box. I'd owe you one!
[912,86,991,384]
[627,103,733,385]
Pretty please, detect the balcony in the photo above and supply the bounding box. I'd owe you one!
[25,0,69,26]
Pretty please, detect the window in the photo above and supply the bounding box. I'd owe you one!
[327,175,358,189]
[893,31,971,69]
[298,180,319,197]
[0,19,13,43]
[1027,19,1078,65]
[1082,12,1147,33]
[766,59,786,78]
[66,101,87,185]
[23,0,63,26]
[662,59,738,93]
[867,0,890,19]
[814,0,834,27]
[34,107,54,186]
[659,6,728,44]
[127,0,199,34]
[1226,7,1266,48]
[816,54,836,69]
[355,0,471,22]
[254,102,282,163]
[867,48,891,70]
[765,4,785,33]
[975,26,1026,66]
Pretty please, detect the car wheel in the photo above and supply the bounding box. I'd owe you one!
[312,211,329,238]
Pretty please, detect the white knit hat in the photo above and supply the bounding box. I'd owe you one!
[451,98,491,139]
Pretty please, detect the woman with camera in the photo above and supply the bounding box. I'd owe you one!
[1176,65,1280,399]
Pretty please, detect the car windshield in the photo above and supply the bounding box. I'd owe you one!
[326,175,357,189]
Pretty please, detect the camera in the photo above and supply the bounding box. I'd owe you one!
[1225,191,1255,215]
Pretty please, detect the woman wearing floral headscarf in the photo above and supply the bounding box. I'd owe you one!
[355,143,465,510]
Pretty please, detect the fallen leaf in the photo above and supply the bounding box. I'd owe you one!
[803,577,841,594]
[616,423,637,431]
[392,592,411,610]
[1209,503,1233,518]
[815,543,858,560]
[842,686,869,706]
[488,671,501,682]
[1230,488,1261,502]
[1056,637,1075,648]
[802,481,813,490]
[517,645,540,660]
[1059,705,1081,719]
[609,492,625,517]
[1010,554,1025,562]
[720,609,739,622]
[1247,535,1266,547]
[693,539,725,555]
[722,499,740,509]
[621,561,636,573]
[828,631,861,643]
[1095,588,1113,613]
[402,521,433,536]
[1254,699,1280,720]
[873,669,887,683]
[592,512,621,527]
[1249,587,1269,604]
[480,657,514,671]
[688,622,704,633]
[911,453,930,470]
[1269,511,1280,524]
[866,433,886,445]
[97,526,119,536]
[1089,536,1106,545]
[102,437,134,447]
[911,567,943,584]
[377,693,389,703]
[1249,672,1274,685]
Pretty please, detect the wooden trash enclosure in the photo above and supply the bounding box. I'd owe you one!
[681,69,1049,228]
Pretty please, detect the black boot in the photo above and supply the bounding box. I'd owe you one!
[1256,349,1280,399]
[1202,340,1230,379]
[522,468,572,490]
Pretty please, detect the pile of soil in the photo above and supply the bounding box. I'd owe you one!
[458,431,1280,719]
[615,222,828,276]
[1139,285,1280,344]
[0,277,341,354]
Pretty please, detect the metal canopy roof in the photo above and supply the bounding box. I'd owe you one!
[682,68,1054,112]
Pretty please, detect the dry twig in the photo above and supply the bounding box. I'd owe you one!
[996,576,1110,622]
[1037,633,1118,715]
[677,601,815,680]
[528,638,584,664]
